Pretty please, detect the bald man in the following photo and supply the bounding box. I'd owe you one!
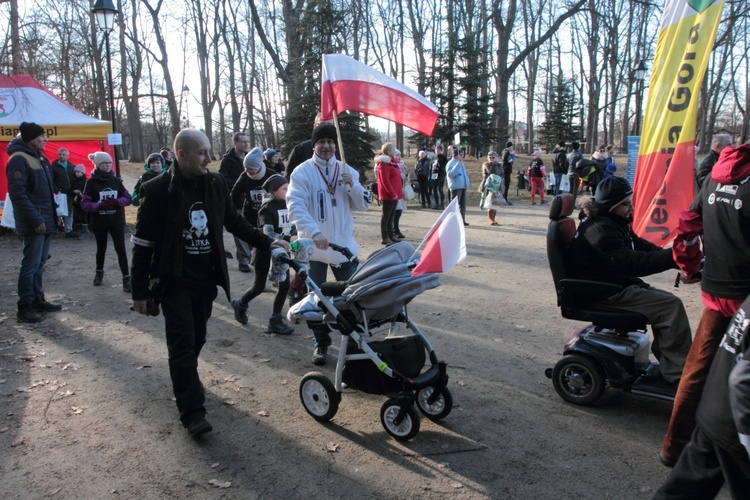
[130,129,290,437]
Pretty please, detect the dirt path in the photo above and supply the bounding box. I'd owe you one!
[0,187,720,499]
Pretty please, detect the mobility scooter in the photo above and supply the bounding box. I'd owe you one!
[544,194,677,405]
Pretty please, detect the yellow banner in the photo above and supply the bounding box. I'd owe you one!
[633,0,724,245]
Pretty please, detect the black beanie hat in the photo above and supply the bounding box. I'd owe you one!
[20,122,45,142]
[595,176,633,211]
[311,123,337,145]
[506,141,513,148]
[263,174,288,194]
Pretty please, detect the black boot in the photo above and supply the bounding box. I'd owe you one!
[266,315,294,334]
[32,295,62,312]
[93,269,103,286]
[122,274,131,293]
[17,302,43,323]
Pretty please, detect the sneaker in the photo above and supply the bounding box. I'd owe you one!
[541,200,548,205]
[231,298,249,325]
[463,222,470,226]
[312,346,328,366]
[531,201,537,205]
[31,296,62,312]
[505,200,513,206]
[65,231,76,238]
[122,275,132,293]
[186,416,213,437]
[93,269,104,286]
[17,302,43,323]
[239,263,252,273]
[267,315,294,334]
[395,232,406,239]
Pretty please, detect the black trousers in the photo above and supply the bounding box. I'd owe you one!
[654,426,750,499]
[240,248,291,315]
[417,177,431,206]
[161,281,218,425]
[93,224,129,275]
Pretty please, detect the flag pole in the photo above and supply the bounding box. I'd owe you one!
[331,109,346,165]
[331,109,351,192]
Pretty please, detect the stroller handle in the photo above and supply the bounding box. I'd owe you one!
[329,243,360,267]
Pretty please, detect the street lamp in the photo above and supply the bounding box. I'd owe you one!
[92,0,121,178]
[182,85,190,128]
[633,60,648,136]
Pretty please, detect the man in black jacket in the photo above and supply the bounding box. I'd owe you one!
[6,122,63,323]
[499,141,514,204]
[219,132,253,271]
[130,129,290,437]
[655,294,750,498]
[571,176,692,385]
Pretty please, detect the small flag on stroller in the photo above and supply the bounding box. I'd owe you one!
[411,198,467,277]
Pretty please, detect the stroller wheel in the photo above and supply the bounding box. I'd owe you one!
[380,399,420,441]
[299,372,340,422]
[416,386,453,421]
[552,354,605,406]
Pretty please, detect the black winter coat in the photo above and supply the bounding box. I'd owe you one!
[130,163,274,302]
[5,136,57,234]
[571,211,676,293]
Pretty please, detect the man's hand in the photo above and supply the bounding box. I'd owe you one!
[679,272,701,285]
[341,171,353,187]
[35,222,46,234]
[270,239,291,253]
[312,233,329,250]
[131,299,149,315]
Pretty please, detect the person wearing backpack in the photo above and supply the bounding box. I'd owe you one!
[552,141,569,196]
[527,150,547,205]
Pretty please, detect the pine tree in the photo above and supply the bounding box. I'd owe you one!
[537,75,582,150]
[278,0,376,182]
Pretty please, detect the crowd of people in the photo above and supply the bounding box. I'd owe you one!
[7,120,750,495]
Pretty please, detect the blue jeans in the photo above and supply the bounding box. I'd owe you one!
[308,260,357,348]
[430,177,445,208]
[553,173,563,196]
[18,232,52,305]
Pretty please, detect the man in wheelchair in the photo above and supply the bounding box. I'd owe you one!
[570,177,693,386]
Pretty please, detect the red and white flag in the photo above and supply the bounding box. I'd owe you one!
[321,54,439,137]
[411,198,467,277]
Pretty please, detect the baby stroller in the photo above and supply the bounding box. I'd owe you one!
[278,241,452,441]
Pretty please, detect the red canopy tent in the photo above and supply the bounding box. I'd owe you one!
[0,75,114,211]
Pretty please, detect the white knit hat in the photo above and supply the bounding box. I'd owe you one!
[88,151,113,168]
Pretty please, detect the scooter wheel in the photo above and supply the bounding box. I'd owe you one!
[380,399,420,441]
[552,354,605,406]
[416,386,453,421]
[299,372,340,422]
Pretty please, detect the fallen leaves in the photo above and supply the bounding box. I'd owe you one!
[208,479,231,489]
[69,406,87,415]
[326,442,339,453]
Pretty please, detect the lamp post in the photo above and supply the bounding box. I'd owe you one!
[633,60,648,137]
[182,85,190,128]
[92,0,121,178]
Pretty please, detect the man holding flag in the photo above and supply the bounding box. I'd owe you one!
[287,123,372,366]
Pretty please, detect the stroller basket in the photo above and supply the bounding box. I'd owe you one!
[343,335,426,395]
